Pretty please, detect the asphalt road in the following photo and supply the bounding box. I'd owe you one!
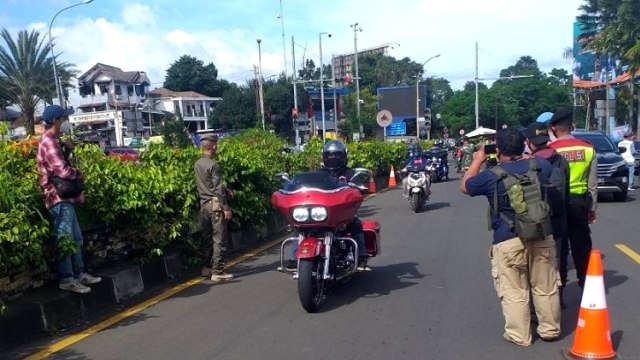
[15,171,640,359]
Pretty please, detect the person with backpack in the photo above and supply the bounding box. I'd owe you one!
[525,122,570,309]
[460,128,561,346]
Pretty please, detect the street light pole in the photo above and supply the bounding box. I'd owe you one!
[416,54,441,142]
[350,23,362,134]
[48,0,94,107]
[319,32,331,142]
[257,39,265,130]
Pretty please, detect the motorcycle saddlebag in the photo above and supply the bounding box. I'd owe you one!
[362,220,381,257]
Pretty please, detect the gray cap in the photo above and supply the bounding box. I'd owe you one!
[200,133,218,143]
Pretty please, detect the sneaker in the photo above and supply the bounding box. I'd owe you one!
[211,272,234,282]
[59,281,91,294]
[80,273,102,285]
[628,187,635,191]
[356,256,372,272]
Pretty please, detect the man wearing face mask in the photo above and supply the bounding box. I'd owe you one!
[37,105,102,294]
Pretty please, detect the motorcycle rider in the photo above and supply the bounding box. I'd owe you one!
[288,140,370,271]
[402,144,430,198]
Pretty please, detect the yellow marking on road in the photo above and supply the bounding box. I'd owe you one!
[24,186,395,359]
[615,244,640,264]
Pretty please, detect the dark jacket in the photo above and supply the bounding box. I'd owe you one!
[532,147,569,239]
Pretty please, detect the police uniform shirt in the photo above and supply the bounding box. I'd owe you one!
[194,155,229,210]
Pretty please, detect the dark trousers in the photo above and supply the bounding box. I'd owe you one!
[200,208,228,274]
[564,195,593,289]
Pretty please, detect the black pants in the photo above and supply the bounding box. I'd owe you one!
[563,194,593,289]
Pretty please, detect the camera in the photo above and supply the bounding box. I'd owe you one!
[484,144,497,155]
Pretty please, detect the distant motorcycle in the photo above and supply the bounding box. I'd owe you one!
[402,157,431,212]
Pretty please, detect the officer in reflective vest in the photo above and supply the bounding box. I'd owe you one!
[548,109,597,292]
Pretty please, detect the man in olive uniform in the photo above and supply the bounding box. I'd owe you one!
[195,133,234,282]
[548,109,597,292]
[461,139,475,171]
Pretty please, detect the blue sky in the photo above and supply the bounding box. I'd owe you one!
[1,0,585,106]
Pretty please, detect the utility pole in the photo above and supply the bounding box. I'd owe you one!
[319,32,331,142]
[475,42,479,129]
[278,0,287,74]
[351,23,362,135]
[292,35,300,146]
[332,54,338,137]
[257,39,265,130]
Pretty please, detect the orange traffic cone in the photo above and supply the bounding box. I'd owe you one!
[562,249,617,360]
[368,174,377,193]
[388,165,397,186]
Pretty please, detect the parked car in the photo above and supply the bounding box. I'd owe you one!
[104,146,140,162]
[572,131,628,202]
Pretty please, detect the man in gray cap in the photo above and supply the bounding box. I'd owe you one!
[194,133,234,282]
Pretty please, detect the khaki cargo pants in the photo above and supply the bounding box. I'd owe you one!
[490,236,561,345]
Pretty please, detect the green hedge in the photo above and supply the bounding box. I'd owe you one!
[0,131,409,273]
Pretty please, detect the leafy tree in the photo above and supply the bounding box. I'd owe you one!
[210,82,257,130]
[340,88,379,139]
[0,29,77,135]
[159,113,191,148]
[164,55,229,97]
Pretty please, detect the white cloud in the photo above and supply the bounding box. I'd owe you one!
[16,0,583,108]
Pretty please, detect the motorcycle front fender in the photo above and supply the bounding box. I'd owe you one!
[296,237,325,259]
[410,187,422,194]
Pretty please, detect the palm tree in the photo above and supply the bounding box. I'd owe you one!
[0,29,76,135]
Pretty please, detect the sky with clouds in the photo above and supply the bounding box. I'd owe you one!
[1,0,585,106]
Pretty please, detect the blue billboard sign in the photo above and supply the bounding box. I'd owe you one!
[386,121,406,136]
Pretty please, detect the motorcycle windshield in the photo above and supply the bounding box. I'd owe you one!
[282,171,344,192]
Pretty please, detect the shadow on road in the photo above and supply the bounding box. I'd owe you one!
[358,204,380,217]
[423,202,450,212]
[318,261,427,313]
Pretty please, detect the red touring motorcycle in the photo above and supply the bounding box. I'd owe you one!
[271,170,381,312]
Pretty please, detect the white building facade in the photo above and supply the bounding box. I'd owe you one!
[148,88,221,132]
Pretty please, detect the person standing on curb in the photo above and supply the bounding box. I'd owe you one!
[36,105,102,294]
[548,109,597,292]
[194,133,234,283]
[460,128,561,346]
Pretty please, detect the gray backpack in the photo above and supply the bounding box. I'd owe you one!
[489,158,552,241]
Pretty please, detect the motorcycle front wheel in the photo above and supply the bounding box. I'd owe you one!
[410,193,421,212]
[298,258,325,313]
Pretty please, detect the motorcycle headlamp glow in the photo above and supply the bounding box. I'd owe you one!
[292,207,310,222]
[310,206,328,221]
[292,206,328,222]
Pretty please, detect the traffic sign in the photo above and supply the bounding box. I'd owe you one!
[292,108,299,117]
[376,110,393,128]
[459,129,465,136]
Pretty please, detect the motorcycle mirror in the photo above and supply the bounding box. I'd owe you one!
[350,167,370,182]
[275,172,290,182]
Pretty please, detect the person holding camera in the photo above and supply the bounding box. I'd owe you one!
[460,128,561,346]
[36,105,102,294]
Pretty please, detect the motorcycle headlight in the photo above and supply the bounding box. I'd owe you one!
[310,206,328,222]
[292,207,310,222]
[432,157,438,162]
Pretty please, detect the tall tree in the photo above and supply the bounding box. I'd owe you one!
[164,55,228,97]
[0,29,66,135]
[210,82,257,130]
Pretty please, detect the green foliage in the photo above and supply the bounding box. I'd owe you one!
[159,114,192,148]
[164,55,229,97]
[1,126,414,279]
[0,141,50,273]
